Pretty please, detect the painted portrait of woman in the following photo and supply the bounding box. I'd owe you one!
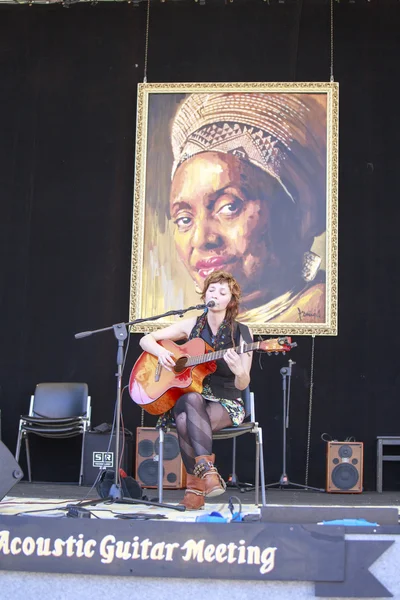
[131,83,338,335]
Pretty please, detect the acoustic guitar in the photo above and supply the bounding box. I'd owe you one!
[129,336,296,415]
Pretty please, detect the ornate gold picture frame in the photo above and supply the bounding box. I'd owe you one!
[130,82,338,335]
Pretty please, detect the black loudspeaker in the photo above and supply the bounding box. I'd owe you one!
[82,432,133,486]
[326,441,364,493]
[0,441,24,501]
[136,427,186,489]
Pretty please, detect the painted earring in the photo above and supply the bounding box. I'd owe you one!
[302,251,322,282]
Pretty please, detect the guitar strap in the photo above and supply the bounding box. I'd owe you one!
[201,325,213,347]
[237,322,252,345]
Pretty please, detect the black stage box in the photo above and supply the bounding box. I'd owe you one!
[82,431,133,486]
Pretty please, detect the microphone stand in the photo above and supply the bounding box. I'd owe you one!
[266,359,324,493]
[74,302,210,512]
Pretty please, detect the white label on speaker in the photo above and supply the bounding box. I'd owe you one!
[93,452,114,468]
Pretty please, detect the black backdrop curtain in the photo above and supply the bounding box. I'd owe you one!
[1,1,399,489]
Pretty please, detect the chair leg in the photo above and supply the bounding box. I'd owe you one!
[79,430,86,486]
[25,435,32,482]
[15,430,22,464]
[230,437,238,484]
[258,427,267,507]
[158,429,164,503]
[376,438,383,493]
[255,430,260,506]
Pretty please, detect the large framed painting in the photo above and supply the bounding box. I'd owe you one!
[130,82,338,335]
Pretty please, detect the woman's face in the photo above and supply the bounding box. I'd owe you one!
[170,151,281,306]
[204,280,232,314]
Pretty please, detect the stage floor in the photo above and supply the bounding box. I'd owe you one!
[1,482,399,523]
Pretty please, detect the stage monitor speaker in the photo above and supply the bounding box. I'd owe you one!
[136,427,186,489]
[0,441,24,501]
[326,441,363,493]
[82,432,133,486]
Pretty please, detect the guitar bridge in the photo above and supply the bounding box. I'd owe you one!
[155,362,161,382]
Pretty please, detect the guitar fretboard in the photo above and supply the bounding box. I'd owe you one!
[186,341,261,367]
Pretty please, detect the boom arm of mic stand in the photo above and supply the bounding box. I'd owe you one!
[74,303,207,339]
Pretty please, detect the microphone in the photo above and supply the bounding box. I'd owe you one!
[193,300,218,310]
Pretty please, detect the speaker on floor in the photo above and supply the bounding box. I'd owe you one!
[136,427,186,489]
[326,441,363,493]
[82,431,133,486]
[0,441,24,501]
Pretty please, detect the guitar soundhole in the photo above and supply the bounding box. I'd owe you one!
[174,356,188,373]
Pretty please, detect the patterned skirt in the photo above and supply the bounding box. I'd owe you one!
[202,382,245,426]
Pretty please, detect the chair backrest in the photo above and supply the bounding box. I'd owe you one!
[31,383,89,419]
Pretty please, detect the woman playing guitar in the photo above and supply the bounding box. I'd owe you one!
[139,270,253,510]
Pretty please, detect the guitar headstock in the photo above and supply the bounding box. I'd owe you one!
[259,337,296,354]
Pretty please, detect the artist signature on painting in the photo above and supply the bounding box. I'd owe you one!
[297,308,321,322]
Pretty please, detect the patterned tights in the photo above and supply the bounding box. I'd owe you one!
[173,392,232,474]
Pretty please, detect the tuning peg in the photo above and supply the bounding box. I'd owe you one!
[274,352,279,355]
[267,352,272,356]
[282,351,286,355]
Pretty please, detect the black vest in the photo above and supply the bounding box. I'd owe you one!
[191,320,251,400]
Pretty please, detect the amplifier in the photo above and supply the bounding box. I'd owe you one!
[82,431,133,486]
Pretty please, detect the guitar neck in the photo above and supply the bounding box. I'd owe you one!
[186,341,261,367]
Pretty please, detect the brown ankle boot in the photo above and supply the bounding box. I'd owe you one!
[194,454,226,498]
[179,474,205,510]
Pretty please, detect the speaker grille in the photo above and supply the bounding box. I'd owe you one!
[331,463,359,490]
[167,472,177,484]
[138,459,164,487]
[338,445,353,459]
[138,439,154,458]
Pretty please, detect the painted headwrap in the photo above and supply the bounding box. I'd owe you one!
[170,92,327,242]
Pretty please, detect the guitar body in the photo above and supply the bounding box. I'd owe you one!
[129,338,217,415]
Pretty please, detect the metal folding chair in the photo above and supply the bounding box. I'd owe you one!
[15,382,91,485]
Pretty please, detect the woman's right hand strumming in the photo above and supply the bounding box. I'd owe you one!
[157,348,176,371]
[139,316,197,372]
